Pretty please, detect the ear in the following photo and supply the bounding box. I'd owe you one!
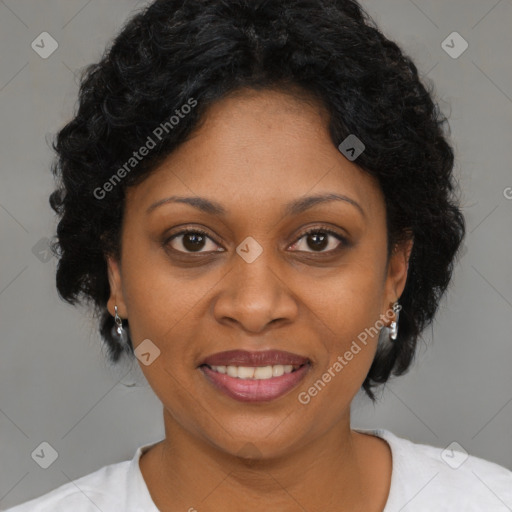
[106,255,128,319]
[382,235,414,317]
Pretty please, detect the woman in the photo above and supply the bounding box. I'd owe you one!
[5,0,512,511]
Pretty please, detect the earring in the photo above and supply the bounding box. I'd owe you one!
[389,300,400,341]
[111,305,128,345]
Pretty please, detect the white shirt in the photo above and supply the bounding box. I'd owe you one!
[3,428,512,511]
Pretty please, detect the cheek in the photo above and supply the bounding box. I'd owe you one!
[120,259,203,410]
[305,259,385,388]
[297,287,382,414]
[118,231,199,341]
[310,256,385,332]
[123,270,202,360]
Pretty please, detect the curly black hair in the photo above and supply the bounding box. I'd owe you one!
[49,0,465,401]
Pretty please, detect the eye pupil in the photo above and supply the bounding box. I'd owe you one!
[307,232,328,251]
[183,233,206,252]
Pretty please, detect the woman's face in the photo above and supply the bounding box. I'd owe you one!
[107,87,412,457]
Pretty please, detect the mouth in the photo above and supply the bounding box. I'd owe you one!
[198,350,311,402]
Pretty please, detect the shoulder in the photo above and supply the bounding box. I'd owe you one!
[2,460,131,512]
[357,428,512,511]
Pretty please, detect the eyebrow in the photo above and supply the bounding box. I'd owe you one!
[146,192,365,219]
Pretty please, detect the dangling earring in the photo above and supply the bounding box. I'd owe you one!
[389,300,400,341]
[112,305,128,345]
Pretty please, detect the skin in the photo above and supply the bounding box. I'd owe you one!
[106,87,413,512]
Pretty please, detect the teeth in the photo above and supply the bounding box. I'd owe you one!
[272,365,284,377]
[238,366,255,379]
[210,364,300,379]
[227,365,238,378]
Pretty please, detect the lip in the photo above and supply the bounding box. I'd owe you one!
[200,362,311,402]
[200,349,310,367]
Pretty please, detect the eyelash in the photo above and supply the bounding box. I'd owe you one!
[292,226,348,252]
[165,225,348,255]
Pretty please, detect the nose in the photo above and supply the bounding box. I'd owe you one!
[212,246,299,333]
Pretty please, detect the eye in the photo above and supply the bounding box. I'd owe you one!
[165,229,223,254]
[165,225,348,255]
[289,226,348,253]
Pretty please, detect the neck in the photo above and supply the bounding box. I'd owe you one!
[139,407,390,512]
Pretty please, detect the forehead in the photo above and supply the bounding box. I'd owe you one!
[125,87,384,221]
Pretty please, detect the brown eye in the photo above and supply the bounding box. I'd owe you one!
[166,229,223,253]
[290,228,347,253]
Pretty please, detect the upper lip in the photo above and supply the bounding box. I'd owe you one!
[200,350,310,367]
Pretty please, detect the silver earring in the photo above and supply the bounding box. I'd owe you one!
[389,301,400,341]
[112,305,128,345]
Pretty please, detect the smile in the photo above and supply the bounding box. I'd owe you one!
[199,362,311,402]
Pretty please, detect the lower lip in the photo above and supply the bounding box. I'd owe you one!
[200,364,311,402]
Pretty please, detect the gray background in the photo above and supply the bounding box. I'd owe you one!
[1,0,511,509]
